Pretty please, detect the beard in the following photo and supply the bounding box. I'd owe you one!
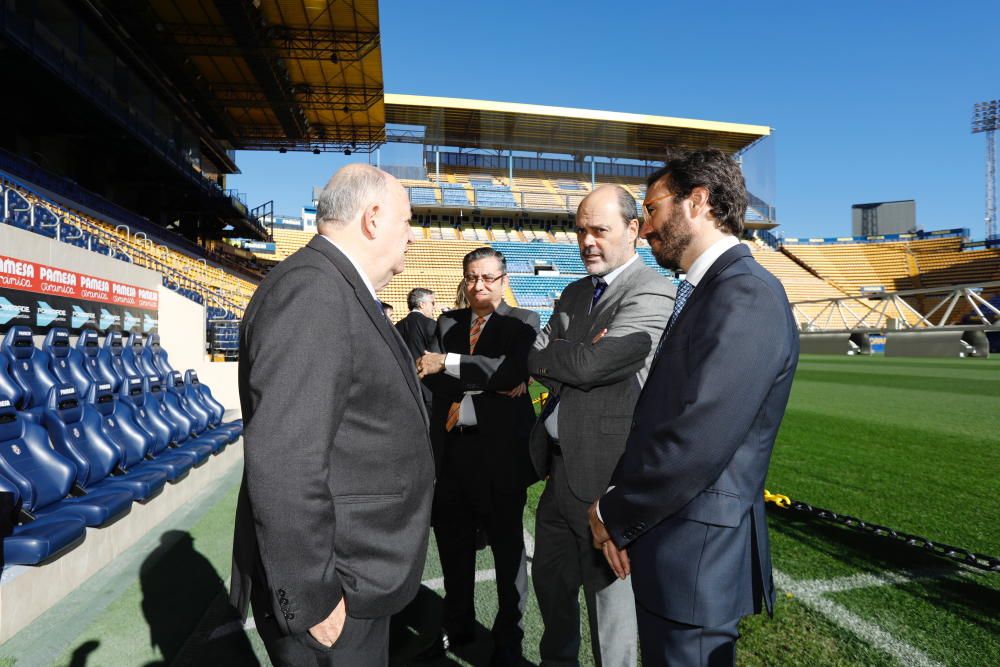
[647,204,693,270]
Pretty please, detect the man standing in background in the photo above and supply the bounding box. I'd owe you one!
[529,185,674,666]
[396,288,438,412]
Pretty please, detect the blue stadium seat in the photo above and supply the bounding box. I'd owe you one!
[142,375,216,462]
[85,383,189,484]
[163,371,230,450]
[0,473,87,566]
[97,331,129,392]
[147,375,225,455]
[118,332,146,381]
[44,384,170,500]
[0,353,26,411]
[43,328,95,398]
[0,396,133,527]
[183,370,241,441]
[143,333,175,376]
[76,330,108,388]
[2,326,59,415]
[120,377,210,467]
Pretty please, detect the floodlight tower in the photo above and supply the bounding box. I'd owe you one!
[972,100,998,240]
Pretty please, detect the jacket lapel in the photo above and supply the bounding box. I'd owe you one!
[306,236,426,419]
[474,301,509,352]
[670,243,749,334]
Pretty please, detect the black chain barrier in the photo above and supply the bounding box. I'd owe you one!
[763,490,1000,573]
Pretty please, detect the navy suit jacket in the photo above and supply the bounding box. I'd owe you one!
[600,243,799,627]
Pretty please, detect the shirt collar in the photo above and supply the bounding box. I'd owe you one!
[684,235,740,287]
[471,311,493,325]
[595,252,639,287]
[319,235,378,301]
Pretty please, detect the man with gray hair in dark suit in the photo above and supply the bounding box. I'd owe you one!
[231,163,434,666]
[529,185,675,666]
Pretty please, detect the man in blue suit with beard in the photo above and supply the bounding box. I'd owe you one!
[588,149,799,667]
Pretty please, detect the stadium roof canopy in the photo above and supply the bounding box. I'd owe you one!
[384,94,771,161]
[142,0,384,152]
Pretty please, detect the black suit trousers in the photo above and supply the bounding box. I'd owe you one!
[433,428,528,648]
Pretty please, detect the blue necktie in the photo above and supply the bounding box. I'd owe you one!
[654,280,694,358]
[666,280,694,335]
[589,276,608,314]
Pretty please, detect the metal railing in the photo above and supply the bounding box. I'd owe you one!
[792,281,1000,332]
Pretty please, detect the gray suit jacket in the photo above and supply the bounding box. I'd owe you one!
[230,236,435,635]
[527,257,675,502]
[601,243,799,627]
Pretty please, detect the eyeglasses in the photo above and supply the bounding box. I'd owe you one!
[464,273,507,286]
[642,192,676,216]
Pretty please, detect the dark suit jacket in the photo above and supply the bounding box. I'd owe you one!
[600,243,799,628]
[230,235,435,636]
[396,310,438,405]
[425,302,540,492]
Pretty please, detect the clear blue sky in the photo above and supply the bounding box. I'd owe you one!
[229,0,1000,240]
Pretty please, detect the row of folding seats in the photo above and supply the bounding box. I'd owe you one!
[0,327,241,566]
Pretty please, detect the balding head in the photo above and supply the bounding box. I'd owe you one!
[575,184,639,276]
[315,163,414,291]
[316,163,395,230]
[579,184,639,227]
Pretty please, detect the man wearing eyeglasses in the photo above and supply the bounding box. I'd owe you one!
[416,247,540,666]
[528,185,674,667]
[588,150,799,667]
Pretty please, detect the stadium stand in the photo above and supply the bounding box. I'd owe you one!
[1,175,257,319]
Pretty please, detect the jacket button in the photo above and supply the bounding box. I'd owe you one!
[287,613,295,620]
[278,589,286,596]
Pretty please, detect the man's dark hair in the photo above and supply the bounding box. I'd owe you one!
[462,247,507,274]
[646,148,747,235]
[407,288,434,311]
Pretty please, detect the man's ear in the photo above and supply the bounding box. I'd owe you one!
[627,218,640,244]
[689,186,710,217]
[360,202,380,239]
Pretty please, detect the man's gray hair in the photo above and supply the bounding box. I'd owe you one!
[315,164,388,229]
[407,288,434,311]
[611,185,639,225]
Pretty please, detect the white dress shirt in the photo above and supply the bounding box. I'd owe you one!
[444,311,493,426]
[319,235,378,302]
[544,253,640,440]
[683,235,740,287]
[597,235,739,523]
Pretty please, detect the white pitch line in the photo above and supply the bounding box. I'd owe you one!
[789,567,958,596]
[774,569,944,667]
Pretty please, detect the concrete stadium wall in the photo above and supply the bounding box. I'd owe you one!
[156,288,239,410]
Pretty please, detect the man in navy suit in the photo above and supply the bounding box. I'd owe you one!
[588,149,799,667]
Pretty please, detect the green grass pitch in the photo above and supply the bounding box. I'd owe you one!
[1,354,997,665]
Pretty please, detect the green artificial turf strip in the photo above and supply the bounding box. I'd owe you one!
[768,357,1000,555]
[736,596,898,667]
[826,573,1000,666]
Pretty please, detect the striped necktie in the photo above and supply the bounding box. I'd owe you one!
[446,316,485,432]
[654,280,695,359]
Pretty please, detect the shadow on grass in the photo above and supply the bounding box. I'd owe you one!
[137,530,255,666]
[767,508,1000,631]
[390,584,527,666]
